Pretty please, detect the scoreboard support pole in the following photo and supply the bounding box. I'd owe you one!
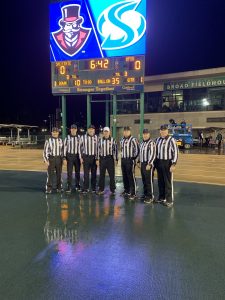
[61,95,67,139]
[87,94,91,128]
[140,92,145,140]
[112,94,117,139]
[105,99,109,127]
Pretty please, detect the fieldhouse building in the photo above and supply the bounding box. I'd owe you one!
[112,67,225,139]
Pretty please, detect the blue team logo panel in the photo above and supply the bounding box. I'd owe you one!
[50,0,146,61]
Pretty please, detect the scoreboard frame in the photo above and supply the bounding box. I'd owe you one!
[51,55,145,95]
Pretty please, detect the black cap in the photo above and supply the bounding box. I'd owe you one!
[52,127,59,132]
[160,124,168,130]
[143,128,150,134]
[70,124,77,129]
[88,124,95,129]
[123,126,131,131]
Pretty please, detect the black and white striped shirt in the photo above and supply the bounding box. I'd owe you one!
[155,136,178,164]
[120,136,139,159]
[64,134,80,156]
[79,134,98,158]
[139,139,156,165]
[43,137,63,162]
[98,137,118,160]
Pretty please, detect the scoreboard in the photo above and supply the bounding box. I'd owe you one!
[51,55,145,94]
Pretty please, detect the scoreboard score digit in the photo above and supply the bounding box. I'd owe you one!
[51,56,145,94]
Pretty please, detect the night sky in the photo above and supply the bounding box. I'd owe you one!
[1,0,225,128]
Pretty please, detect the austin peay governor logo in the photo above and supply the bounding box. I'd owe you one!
[51,0,146,57]
[52,4,91,57]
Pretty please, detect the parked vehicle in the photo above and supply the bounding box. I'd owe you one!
[168,123,193,149]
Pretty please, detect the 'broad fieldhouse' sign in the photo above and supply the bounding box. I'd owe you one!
[164,76,225,91]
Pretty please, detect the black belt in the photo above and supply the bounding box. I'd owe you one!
[156,158,171,161]
[100,155,113,158]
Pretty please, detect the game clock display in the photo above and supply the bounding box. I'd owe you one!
[51,55,145,94]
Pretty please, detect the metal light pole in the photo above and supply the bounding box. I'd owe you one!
[105,99,109,127]
[112,94,117,139]
[87,94,91,128]
[140,92,144,140]
[48,114,52,132]
[61,95,67,139]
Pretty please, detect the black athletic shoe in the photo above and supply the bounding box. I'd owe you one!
[65,188,72,194]
[81,189,88,194]
[154,198,164,203]
[162,201,173,208]
[56,188,64,193]
[76,187,81,192]
[139,195,146,201]
[144,198,153,204]
[121,191,130,197]
[45,188,52,194]
[90,189,96,194]
[129,194,136,201]
[121,191,127,196]
[96,190,104,195]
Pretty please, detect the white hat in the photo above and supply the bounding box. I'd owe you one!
[103,126,110,132]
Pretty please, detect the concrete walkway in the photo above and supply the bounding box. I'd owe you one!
[0,146,225,185]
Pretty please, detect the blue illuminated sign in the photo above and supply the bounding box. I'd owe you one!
[50,0,146,61]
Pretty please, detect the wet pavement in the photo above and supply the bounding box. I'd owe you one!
[180,145,225,155]
[0,170,225,300]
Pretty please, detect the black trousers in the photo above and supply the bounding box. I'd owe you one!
[141,162,154,198]
[46,156,62,190]
[66,153,80,188]
[98,156,116,192]
[83,155,97,191]
[155,159,173,203]
[121,158,136,195]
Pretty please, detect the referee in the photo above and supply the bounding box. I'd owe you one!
[79,125,98,194]
[155,124,179,207]
[120,126,139,200]
[43,127,64,194]
[137,129,156,203]
[97,126,118,195]
[64,124,81,193]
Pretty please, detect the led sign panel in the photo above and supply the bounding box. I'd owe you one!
[50,0,146,61]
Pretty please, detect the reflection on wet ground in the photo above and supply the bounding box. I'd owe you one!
[0,171,225,300]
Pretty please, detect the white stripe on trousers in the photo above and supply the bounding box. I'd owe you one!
[171,172,174,202]
[45,166,49,191]
[132,161,137,195]
[150,167,154,199]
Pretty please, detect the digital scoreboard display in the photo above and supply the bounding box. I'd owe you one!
[51,55,145,94]
[50,0,146,61]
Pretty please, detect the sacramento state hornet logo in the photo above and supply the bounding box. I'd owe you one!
[52,4,91,56]
[97,0,146,50]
